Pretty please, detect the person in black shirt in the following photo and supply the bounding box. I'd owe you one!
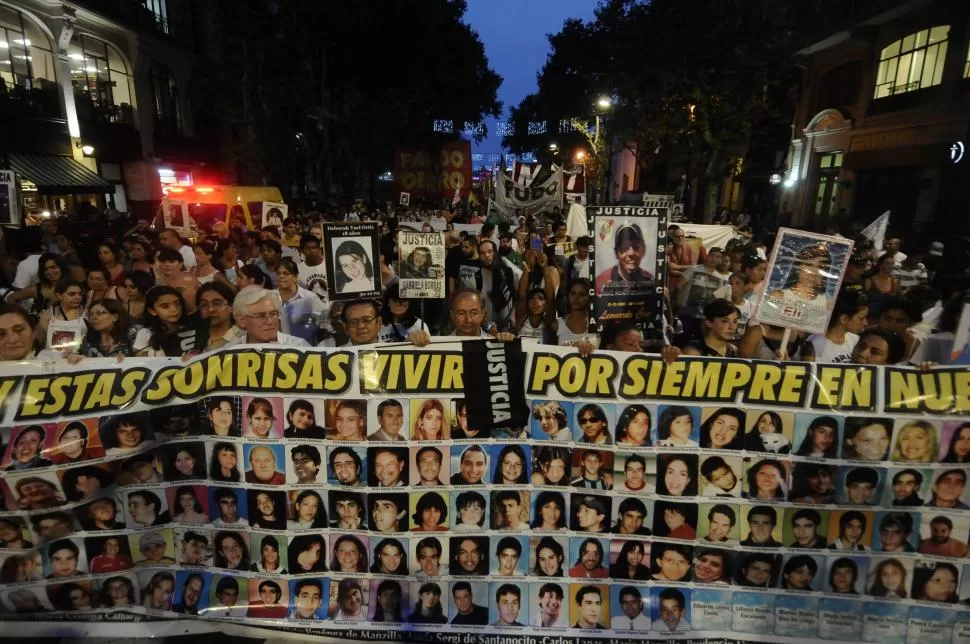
[450,581,488,625]
[683,298,739,357]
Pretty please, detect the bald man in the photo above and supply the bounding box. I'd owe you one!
[245,446,286,485]
[411,289,515,346]
[169,272,200,314]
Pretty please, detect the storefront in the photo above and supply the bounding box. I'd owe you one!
[5,153,115,225]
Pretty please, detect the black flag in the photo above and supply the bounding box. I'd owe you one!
[461,339,529,432]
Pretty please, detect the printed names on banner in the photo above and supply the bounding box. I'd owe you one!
[0,346,968,644]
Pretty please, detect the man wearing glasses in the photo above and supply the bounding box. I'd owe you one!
[340,299,382,346]
[231,286,309,346]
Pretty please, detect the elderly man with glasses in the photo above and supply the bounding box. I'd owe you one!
[230,286,309,346]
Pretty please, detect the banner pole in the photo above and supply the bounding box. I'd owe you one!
[779,327,792,361]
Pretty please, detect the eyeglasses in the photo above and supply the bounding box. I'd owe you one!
[247,311,280,322]
[89,309,110,317]
[199,300,228,310]
[346,316,377,327]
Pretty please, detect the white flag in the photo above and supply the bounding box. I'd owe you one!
[860,211,890,251]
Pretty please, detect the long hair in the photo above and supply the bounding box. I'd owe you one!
[330,535,368,572]
[144,286,187,349]
[609,540,646,579]
[164,442,207,481]
[380,283,419,326]
[744,459,787,500]
[248,490,286,530]
[413,399,446,440]
[372,580,404,622]
[891,420,939,463]
[335,240,374,283]
[208,442,240,482]
[867,558,908,598]
[172,486,204,514]
[213,531,250,569]
[615,404,651,445]
[942,422,970,463]
[370,538,408,575]
[657,405,693,440]
[492,444,528,484]
[656,454,698,496]
[795,416,839,458]
[782,242,832,290]
[699,407,745,449]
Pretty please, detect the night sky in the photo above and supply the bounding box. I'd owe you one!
[464,0,599,158]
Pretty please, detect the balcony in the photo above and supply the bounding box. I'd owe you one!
[74,0,169,36]
[75,91,142,161]
[0,80,71,156]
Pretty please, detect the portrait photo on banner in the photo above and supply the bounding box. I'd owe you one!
[754,228,852,335]
[322,222,382,302]
[586,206,666,331]
[260,202,288,230]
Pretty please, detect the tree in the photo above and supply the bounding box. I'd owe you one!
[207,0,502,203]
[504,0,894,216]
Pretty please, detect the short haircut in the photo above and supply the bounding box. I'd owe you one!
[791,509,821,526]
[893,469,923,485]
[618,497,646,515]
[216,577,239,595]
[748,505,777,525]
[377,399,403,416]
[575,585,601,605]
[708,504,736,524]
[783,555,818,576]
[539,583,564,599]
[495,583,520,602]
[291,444,321,465]
[930,516,953,529]
[657,587,685,609]
[452,581,472,596]
[329,446,361,469]
[846,467,879,487]
[495,536,522,557]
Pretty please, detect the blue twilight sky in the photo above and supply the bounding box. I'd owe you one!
[464,0,599,159]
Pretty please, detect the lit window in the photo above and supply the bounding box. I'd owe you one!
[0,5,56,90]
[873,26,949,99]
[69,35,133,109]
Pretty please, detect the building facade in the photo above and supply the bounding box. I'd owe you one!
[782,0,970,245]
[0,0,221,223]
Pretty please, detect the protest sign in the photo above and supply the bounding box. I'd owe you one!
[397,231,446,299]
[0,170,19,226]
[587,205,666,332]
[755,228,852,335]
[261,202,288,230]
[321,222,382,302]
[161,199,191,237]
[490,165,564,218]
[0,345,968,643]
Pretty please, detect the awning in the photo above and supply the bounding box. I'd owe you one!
[8,153,115,194]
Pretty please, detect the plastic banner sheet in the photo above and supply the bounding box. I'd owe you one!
[0,345,969,644]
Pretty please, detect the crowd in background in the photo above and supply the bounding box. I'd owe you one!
[0,201,964,370]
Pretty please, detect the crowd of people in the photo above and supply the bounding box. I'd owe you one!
[0,204,963,369]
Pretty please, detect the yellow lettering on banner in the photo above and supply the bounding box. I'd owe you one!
[660,361,685,398]
[295,354,324,390]
[742,362,809,407]
[207,354,234,389]
[18,369,150,419]
[682,361,719,398]
[0,377,22,415]
[140,351,353,404]
[813,366,875,411]
[359,352,464,394]
[526,353,616,398]
[885,368,970,414]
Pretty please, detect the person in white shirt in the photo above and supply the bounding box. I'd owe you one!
[651,588,690,631]
[614,586,651,630]
[532,583,569,628]
[229,286,309,346]
[802,290,867,363]
[159,229,197,269]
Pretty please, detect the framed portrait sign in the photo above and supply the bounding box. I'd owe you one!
[754,228,853,335]
[261,202,288,230]
[323,221,382,302]
[587,206,667,332]
[48,321,84,354]
[397,231,446,299]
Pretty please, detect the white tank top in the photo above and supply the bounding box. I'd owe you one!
[555,316,600,348]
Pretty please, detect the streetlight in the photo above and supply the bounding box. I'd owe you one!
[596,96,612,110]
[575,150,586,161]
[549,143,558,151]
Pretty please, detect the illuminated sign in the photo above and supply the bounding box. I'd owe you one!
[950,140,965,164]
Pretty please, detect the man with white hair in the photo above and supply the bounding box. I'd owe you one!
[230,286,310,346]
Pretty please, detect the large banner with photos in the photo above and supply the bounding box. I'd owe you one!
[1,343,970,644]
